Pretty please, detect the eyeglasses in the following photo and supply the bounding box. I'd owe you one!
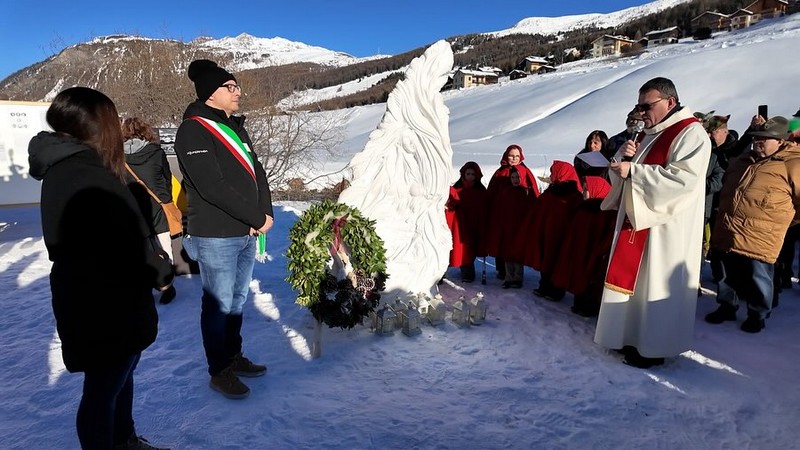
[635,98,667,112]
[220,84,242,93]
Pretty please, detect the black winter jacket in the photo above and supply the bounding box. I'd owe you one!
[28,132,172,372]
[125,139,173,234]
[174,101,273,237]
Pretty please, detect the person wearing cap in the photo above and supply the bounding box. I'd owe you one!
[174,59,273,399]
[594,77,710,368]
[693,111,729,284]
[605,108,644,157]
[707,116,800,333]
[789,108,800,143]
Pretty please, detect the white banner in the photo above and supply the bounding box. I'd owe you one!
[0,101,50,205]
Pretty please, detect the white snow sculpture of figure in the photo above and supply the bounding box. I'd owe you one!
[338,40,454,296]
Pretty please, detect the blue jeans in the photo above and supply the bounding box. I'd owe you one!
[717,252,774,319]
[183,235,256,375]
[77,353,140,449]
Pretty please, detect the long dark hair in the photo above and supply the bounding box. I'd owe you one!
[583,130,609,152]
[46,87,126,179]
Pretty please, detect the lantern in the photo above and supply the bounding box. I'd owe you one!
[451,295,472,327]
[470,291,487,325]
[392,296,408,330]
[401,299,422,336]
[416,293,430,317]
[374,303,396,335]
[427,294,446,326]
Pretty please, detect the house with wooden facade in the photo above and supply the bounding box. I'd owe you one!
[691,11,731,31]
[645,26,681,46]
[523,56,549,73]
[729,0,788,29]
[590,35,636,58]
[452,68,499,89]
[746,0,789,18]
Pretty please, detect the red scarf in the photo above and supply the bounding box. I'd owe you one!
[604,117,699,294]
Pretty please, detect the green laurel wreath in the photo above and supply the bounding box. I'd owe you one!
[286,200,389,328]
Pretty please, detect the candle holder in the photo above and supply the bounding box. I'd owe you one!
[427,294,446,326]
[374,303,396,335]
[392,296,408,330]
[470,291,487,325]
[451,295,472,327]
[401,299,422,336]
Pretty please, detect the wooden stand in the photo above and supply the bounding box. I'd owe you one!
[311,319,323,359]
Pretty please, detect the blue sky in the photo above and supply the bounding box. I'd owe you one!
[1,0,653,80]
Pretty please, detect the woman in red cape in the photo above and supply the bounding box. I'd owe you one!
[445,161,487,282]
[519,160,583,301]
[485,144,540,280]
[551,176,617,317]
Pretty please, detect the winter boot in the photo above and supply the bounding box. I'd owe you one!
[158,285,176,305]
[230,353,267,378]
[704,304,737,324]
[113,434,170,450]
[209,367,250,399]
[740,315,765,333]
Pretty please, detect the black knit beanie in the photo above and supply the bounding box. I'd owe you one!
[187,59,237,101]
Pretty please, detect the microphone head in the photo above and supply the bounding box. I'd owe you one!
[629,120,644,134]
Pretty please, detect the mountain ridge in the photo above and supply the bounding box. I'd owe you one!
[0,0,753,125]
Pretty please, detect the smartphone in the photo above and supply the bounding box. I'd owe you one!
[758,104,769,119]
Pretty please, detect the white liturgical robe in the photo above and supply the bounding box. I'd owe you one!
[594,107,711,358]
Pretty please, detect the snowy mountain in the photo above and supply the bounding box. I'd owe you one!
[196,33,384,71]
[491,0,695,37]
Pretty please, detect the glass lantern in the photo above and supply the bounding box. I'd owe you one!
[427,294,446,326]
[416,293,430,317]
[470,291,487,325]
[375,303,396,335]
[401,299,422,336]
[392,296,408,330]
[451,295,472,327]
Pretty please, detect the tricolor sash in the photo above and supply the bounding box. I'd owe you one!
[604,117,699,294]
[188,115,268,262]
[189,116,256,182]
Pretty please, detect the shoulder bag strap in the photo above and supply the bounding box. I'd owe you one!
[125,163,165,205]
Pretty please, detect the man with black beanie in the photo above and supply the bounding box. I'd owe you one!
[174,59,273,399]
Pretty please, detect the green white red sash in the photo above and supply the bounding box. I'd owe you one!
[188,115,267,262]
[604,117,699,294]
[189,116,256,182]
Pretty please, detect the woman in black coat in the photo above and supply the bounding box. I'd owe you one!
[122,117,178,304]
[28,87,173,450]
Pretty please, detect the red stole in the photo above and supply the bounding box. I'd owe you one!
[604,117,699,294]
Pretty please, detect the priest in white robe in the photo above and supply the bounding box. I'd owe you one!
[594,77,711,368]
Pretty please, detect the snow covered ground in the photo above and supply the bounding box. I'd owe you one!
[2,201,800,449]
[2,11,800,450]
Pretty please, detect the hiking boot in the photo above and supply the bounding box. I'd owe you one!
[209,367,250,399]
[704,305,737,324]
[114,434,170,450]
[159,285,176,305]
[231,353,267,378]
[740,316,765,333]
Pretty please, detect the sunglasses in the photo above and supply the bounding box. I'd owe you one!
[635,97,667,112]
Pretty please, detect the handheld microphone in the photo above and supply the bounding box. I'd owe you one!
[622,121,645,162]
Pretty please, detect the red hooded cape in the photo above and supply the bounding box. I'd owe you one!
[551,176,616,298]
[519,161,584,272]
[446,162,488,266]
[485,145,540,258]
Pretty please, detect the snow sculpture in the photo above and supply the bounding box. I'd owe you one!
[338,40,454,296]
